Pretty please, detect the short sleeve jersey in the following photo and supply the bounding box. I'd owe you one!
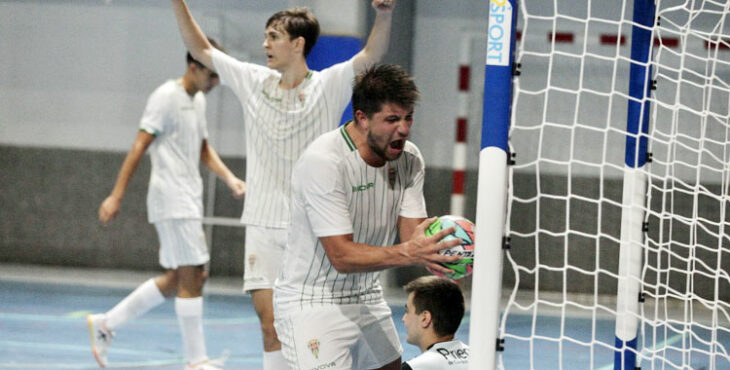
[402,340,470,370]
[211,49,355,228]
[139,80,208,223]
[274,124,428,313]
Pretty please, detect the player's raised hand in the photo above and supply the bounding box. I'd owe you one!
[372,0,395,12]
[98,195,121,225]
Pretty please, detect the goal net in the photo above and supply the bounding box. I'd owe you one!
[496,0,730,368]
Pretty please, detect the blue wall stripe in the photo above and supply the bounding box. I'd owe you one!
[307,35,363,126]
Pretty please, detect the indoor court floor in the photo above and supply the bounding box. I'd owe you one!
[1,264,723,369]
[0,264,466,369]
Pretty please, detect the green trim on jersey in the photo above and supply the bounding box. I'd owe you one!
[139,128,158,137]
[339,122,357,151]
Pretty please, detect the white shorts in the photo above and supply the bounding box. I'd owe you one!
[243,225,287,292]
[274,303,402,370]
[153,219,209,269]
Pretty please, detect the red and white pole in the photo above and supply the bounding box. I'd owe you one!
[450,35,470,217]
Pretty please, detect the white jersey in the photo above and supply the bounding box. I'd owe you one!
[274,124,427,313]
[211,49,355,228]
[139,79,208,223]
[402,340,470,370]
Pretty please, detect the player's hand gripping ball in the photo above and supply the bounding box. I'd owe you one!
[425,215,475,280]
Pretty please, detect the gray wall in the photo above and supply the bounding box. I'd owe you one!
[0,146,469,279]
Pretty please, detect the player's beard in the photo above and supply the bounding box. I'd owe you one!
[367,130,402,162]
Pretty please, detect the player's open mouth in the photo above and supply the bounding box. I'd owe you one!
[390,139,405,151]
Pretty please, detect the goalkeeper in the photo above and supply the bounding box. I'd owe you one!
[401,275,470,370]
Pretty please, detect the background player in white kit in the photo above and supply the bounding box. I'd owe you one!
[87,39,246,370]
[401,276,470,370]
[273,64,462,370]
[170,1,397,368]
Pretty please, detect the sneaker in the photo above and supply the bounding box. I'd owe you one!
[87,314,114,367]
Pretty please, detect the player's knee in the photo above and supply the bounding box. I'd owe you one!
[195,266,207,288]
[156,270,179,297]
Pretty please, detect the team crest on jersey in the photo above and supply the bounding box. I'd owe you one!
[299,91,307,103]
[308,339,320,358]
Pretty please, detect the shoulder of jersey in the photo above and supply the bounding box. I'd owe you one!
[152,80,177,95]
[299,128,343,161]
[403,140,421,155]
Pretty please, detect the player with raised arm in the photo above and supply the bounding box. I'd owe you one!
[87,39,246,370]
[169,1,397,368]
[401,276,469,370]
[273,64,462,370]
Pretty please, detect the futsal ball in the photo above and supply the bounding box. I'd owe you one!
[424,215,475,280]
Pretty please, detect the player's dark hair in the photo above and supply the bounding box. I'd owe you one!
[266,7,320,57]
[352,64,420,120]
[404,276,465,337]
[186,37,224,68]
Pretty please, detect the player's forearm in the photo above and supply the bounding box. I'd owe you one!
[324,239,413,273]
[109,131,154,200]
[367,11,393,59]
[170,0,214,69]
[109,145,145,200]
[201,144,237,185]
[353,11,392,71]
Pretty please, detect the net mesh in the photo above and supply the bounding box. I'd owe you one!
[500,0,730,368]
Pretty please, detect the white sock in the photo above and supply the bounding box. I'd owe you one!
[105,278,165,329]
[263,350,288,370]
[175,297,208,365]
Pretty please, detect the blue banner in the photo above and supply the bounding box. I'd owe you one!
[307,35,362,126]
[481,0,517,152]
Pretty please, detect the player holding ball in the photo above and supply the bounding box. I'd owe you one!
[273,64,462,370]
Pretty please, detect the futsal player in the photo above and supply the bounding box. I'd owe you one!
[170,1,398,368]
[401,276,470,370]
[273,64,462,370]
[87,39,246,370]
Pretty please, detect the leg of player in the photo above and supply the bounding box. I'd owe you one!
[155,269,181,296]
[176,264,215,370]
[252,289,288,369]
[244,226,288,369]
[86,272,170,367]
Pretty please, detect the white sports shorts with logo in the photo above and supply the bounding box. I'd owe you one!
[243,225,287,292]
[153,219,209,269]
[274,302,402,370]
